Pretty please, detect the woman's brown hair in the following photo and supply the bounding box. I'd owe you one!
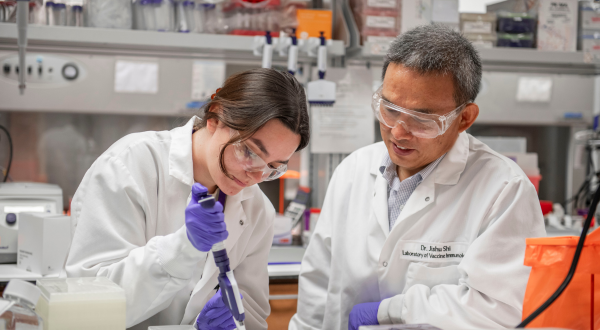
[196,68,310,178]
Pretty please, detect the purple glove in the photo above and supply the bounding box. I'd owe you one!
[186,183,228,252]
[195,289,241,330]
[348,301,381,330]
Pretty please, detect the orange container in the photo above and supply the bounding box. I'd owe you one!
[528,175,542,193]
[296,9,332,39]
[522,228,600,329]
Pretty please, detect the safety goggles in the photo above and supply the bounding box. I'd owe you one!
[372,86,467,139]
[230,129,287,181]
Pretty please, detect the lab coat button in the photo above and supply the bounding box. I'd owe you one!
[425,197,430,202]
[239,220,244,226]
[383,261,388,267]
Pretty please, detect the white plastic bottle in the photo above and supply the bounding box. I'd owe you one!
[0,280,43,330]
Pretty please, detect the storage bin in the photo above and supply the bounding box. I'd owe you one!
[460,13,496,34]
[497,12,536,33]
[497,32,534,47]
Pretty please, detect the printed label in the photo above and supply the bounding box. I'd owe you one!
[470,40,494,48]
[462,21,493,34]
[367,0,398,8]
[366,16,397,29]
[398,241,469,262]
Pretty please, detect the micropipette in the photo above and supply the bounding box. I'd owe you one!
[16,0,30,95]
[196,192,246,330]
[287,28,298,75]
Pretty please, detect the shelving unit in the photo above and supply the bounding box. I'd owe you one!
[0,23,346,62]
[355,43,600,75]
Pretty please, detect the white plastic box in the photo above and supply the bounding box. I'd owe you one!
[36,277,126,330]
[537,0,579,51]
[17,213,71,276]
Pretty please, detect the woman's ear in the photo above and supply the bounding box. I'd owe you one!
[206,104,220,133]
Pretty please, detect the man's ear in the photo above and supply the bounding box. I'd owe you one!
[206,104,220,133]
[458,103,479,133]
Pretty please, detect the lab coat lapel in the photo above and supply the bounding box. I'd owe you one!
[369,149,391,237]
[393,132,470,228]
[181,188,250,324]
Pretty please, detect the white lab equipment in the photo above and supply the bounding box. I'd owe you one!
[0,279,43,330]
[86,0,132,29]
[273,214,293,245]
[36,277,126,330]
[0,182,63,264]
[289,133,546,329]
[17,213,72,275]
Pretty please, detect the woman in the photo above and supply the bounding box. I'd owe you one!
[65,69,310,330]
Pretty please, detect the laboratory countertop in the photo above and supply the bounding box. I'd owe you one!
[0,245,307,282]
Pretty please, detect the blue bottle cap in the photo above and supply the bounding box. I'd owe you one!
[5,213,16,226]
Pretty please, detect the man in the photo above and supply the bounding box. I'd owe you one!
[289,25,546,329]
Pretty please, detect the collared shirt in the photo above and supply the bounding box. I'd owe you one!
[379,154,445,230]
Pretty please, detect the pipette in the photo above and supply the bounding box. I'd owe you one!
[196,192,246,330]
[16,0,30,95]
[287,28,298,75]
[262,31,273,69]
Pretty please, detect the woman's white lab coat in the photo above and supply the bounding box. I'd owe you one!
[65,117,275,330]
[289,132,546,330]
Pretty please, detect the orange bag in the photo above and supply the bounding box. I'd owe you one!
[522,228,600,330]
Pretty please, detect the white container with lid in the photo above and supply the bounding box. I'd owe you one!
[0,279,43,330]
[36,277,126,330]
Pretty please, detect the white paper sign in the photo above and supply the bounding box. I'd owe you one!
[191,60,226,100]
[516,77,553,102]
[310,67,375,154]
[114,60,158,94]
[432,0,459,23]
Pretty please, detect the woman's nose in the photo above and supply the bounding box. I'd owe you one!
[247,171,263,183]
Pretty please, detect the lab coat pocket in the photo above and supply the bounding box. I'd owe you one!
[402,263,460,294]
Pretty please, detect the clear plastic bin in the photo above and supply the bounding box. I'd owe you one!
[464,33,497,48]
[460,12,496,34]
[497,32,534,47]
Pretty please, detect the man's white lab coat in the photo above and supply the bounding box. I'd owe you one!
[65,117,275,330]
[289,132,546,329]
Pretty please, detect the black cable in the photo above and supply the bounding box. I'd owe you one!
[0,125,13,183]
[517,179,600,327]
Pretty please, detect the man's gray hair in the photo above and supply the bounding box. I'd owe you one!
[382,24,482,106]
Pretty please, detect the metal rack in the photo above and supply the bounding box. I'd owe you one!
[0,23,346,62]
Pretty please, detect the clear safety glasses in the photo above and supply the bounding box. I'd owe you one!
[230,130,288,182]
[372,86,467,139]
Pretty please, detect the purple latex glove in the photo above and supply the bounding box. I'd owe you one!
[348,301,381,330]
[185,183,228,252]
[195,289,241,330]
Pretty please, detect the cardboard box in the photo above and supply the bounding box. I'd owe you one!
[537,0,578,51]
[18,213,72,275]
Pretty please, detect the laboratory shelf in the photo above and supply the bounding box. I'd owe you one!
[353,44,600,75]
[0,23,345,62]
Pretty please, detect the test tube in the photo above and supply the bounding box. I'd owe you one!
[193,3,206,33]
[141,0,156,30]
[176,0,189,32]
[45,1,55,25]
[70,5,83,27]
[183,1,195,32]
[154,0,174,32]
[53,2,67,26]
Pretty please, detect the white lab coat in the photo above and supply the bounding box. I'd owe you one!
[289,132,546,330]
[65,117,275,330]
